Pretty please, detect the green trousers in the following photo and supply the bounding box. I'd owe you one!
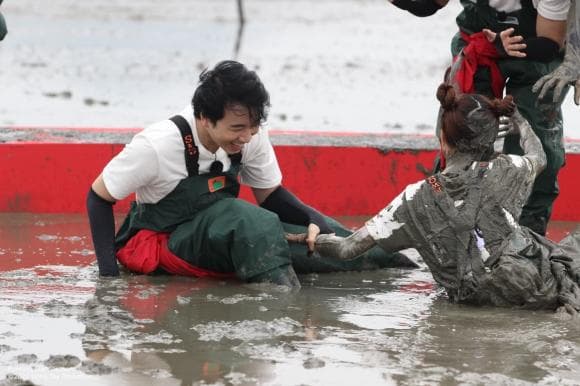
[168,198,417,281]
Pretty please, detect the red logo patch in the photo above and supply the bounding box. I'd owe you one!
[208,176,226,193]
[184,134,197,157]
[427,176,442,193]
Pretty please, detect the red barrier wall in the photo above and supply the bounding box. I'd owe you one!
[1,140,579,220]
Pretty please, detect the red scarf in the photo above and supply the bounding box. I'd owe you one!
[454,31,505,98]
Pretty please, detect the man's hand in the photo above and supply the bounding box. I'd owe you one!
[498,28,527,58]
[284,224,331,254]
[483,28,526,57]
[532,6,580,104]
[533,54,580,105]
[305,224,321,253]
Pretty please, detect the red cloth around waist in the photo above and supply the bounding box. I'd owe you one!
[117,229,235,278]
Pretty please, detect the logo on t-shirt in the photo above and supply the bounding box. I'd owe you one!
[208,176,226,193]
[427,176,442,193]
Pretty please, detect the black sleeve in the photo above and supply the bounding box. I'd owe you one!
[493,35,560,62]
[259,186,333,234]
[0,12,6,42]
[86,187,120,276]
[523,37,561,62]
[391,0,443,17]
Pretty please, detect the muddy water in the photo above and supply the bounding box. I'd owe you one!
[1,214,580,385]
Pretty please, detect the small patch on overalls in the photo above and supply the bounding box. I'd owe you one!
[208,176,226,192]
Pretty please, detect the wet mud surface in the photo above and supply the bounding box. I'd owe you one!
[1,0,579,136]
[1,214,580,385]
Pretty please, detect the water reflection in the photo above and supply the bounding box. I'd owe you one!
[1,214,580,385]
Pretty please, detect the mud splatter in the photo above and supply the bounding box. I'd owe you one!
[43,354,81,368]
[192,317,303,342]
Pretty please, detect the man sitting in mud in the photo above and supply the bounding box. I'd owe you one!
[305,83,580,315]
[87,60,415,288]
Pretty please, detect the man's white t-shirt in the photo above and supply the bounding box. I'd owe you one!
[102,105,282,204]
[488,0,569,21]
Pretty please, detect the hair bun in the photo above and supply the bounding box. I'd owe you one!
[436,83,457,111]
[492,95,516,117]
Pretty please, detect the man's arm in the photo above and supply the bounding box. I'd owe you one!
[484,14,566,62]
[87,175,120,276]
[388,0,449,17]
[533,0,580,104]
[254,185,333,251]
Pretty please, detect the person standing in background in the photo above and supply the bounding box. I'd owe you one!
[389,0,569,235]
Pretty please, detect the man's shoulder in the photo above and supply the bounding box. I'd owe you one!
[244,128,274,154]
[139,106,192,142]
[135,117,182,152]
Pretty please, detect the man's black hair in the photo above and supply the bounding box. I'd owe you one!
[192,60,270,126]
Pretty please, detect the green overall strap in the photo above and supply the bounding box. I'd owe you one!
[170,114,242,172]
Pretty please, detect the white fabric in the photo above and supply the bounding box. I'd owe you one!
[532,0,569,21]
[488,0,522,13]
[488,0,569,20]
[103,105,282,203]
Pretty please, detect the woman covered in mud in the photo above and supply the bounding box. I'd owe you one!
[310,83,580,315]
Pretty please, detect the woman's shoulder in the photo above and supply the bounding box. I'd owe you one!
[490,154,535,174]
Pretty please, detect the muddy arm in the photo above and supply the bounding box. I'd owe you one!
[533,0,580,105]
[512,110,547,177]
[313,227,377,260]
[313,188,416,260]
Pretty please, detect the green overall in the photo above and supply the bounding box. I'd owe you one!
[114,116,416,281]
[453,0,567,235]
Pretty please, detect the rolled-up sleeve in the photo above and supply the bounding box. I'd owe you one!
[535,0,569,21]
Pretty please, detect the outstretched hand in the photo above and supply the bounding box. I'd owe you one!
[533,56,580,105]
[305,223,321,252]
